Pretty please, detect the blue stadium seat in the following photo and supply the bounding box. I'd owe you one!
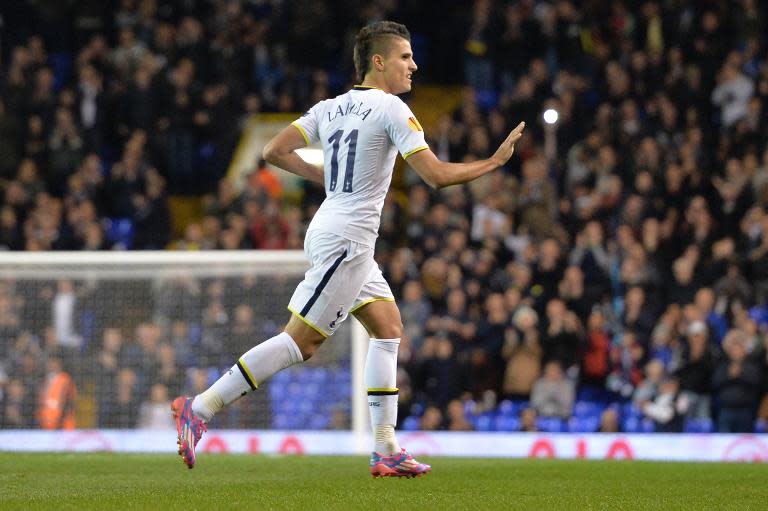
[495,415,521,432]
[573,401,604,418]
[498,400,528,417]
[475,89,499,110]
[310,368,329,383]
[756,419,768,434]
[269,382,286,401]
[334,367,351,384]
[273,413,291,429]
[536,417,565,433]
[568,415,601,433]
[301,383,321,400]
[463,400,478,419]
[285,382,305,399]
[402,416,420,431]
[309,413,330,430]
[622,416,655,433]
[577,385,606,402]
[105,218,135,249]
[622,402,643,420]
[409,402,425,417]
[326,382,348,401]
[296,369,312,383]
[272,368,293,384]
[474,413,495,432]
[684,418,714,433]
[498,399,515,415]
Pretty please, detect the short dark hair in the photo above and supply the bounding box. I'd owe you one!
[353,21,410,83]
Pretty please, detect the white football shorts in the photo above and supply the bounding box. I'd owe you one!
[287,229,394,337]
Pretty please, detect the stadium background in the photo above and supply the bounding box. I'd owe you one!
[1,0,768,460]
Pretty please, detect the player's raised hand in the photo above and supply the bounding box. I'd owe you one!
[491,121,526,167]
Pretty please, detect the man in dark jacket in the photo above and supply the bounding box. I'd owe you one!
[713,329,762,433]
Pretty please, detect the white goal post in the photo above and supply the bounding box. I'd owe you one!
[0,250,370,452]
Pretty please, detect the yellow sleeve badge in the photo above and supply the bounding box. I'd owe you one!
[407,116,423,132]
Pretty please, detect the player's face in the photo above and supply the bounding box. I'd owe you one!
[380,38,417,94]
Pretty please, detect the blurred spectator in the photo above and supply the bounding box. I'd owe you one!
[640,377,688,433]
[711,56,755,129]
[419,405,444,431]
[37,352,77,430]
[581,307,611,386]
[137,383,173,429]
[445,399,473,431]
[419,334,459,407]
[52,280,83,352]
[674,320,716,419]
[541,298,581,371]
[520,407,537,432]
[531,360,574,418]
[607,330,645,399]
[599,407,620,433]
[501,305,541,399]
[633,358,666,407]
[713,329,762,433]
[94,328,123,428]
[114,367,141,428]
[246,159,283,202]
[399,280,432,350]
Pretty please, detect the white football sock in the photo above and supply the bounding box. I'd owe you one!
[192,331,304,421]
[364,338,401,455]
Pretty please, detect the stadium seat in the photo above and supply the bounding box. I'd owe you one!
[495,415,521,432]
[498,399,528,417]
[577,385,609,403]
[272,368,293,384]
[334,367,351,384]
[755,419,767,434]
[474,413,495,432]
[568,415,601,433]
[497,399,515,415]
[463,400,478,419]
[273,413,291,429]
[684,418,715,433]
[475,89,499,110]
[409,402,425,417]
[622,416,655,433]
[536,417,565,433]
[402,416,420,431]
[269,382,286,401]
[105,218,135,249]
[622,402,643,420]
[309,413,331,430]
[573,401,604,418]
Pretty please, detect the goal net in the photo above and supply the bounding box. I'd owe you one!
[0,251,363,433]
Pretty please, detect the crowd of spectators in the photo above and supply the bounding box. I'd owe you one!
[384,0,768,433]
[2,0,768,434]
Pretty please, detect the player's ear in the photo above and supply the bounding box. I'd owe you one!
[373,54,384,72]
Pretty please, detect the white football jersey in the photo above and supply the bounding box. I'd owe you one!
[292,86,428,247]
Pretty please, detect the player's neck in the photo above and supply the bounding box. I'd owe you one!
[359,75,389,93]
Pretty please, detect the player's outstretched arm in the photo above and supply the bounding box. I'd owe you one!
[262,125,324,185]
[406,121,525,189]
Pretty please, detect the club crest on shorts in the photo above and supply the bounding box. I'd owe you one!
[329,306,344,330]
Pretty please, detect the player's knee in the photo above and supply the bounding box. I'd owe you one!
[298,337,325,360]
[375,320,403,340]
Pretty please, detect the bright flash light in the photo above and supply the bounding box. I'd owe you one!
[543,108,559,125]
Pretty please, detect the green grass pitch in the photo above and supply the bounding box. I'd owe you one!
[1,453,767,510]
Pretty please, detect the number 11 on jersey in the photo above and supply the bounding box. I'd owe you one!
[328,129,358,192]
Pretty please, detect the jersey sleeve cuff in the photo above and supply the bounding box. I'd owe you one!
[403,146,429,159]
[291,122,311,146]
